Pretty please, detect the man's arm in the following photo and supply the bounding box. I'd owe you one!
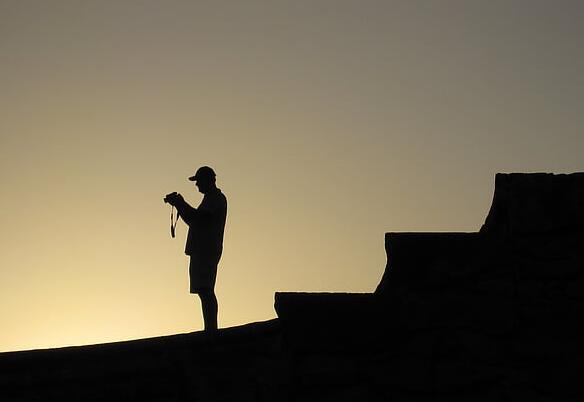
[166,192,219,225]
[167,194,198,226]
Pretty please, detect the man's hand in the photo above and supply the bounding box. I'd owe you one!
[164,192,185,206]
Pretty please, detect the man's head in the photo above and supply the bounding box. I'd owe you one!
[189,166,217,194]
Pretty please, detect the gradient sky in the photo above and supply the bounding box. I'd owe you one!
[1,0,583,352]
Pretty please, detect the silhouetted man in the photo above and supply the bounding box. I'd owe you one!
[164,166,227,331]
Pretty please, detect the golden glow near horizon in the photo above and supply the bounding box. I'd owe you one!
[1,1,583,352]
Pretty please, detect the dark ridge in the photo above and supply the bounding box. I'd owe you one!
[3,172,584,401]
[1,320,288,401]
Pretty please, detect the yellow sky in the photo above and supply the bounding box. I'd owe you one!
[1,1,583,352]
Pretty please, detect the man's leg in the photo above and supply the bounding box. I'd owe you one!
[198,289,218,331]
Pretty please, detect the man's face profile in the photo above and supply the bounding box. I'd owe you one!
[195,178,213,194]
[191,166,216,194]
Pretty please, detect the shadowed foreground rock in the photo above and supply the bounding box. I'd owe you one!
[0,321,289,402]
[2,172,584,401]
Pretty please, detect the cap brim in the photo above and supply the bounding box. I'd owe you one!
[188,176,197,181]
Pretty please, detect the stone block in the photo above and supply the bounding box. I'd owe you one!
[482,173,584,236]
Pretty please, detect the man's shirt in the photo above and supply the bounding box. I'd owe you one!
[183,188,227,261]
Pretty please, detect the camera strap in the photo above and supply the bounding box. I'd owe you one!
[170,206,179,238]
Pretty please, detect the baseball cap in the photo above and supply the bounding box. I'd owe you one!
[188,166,216,181]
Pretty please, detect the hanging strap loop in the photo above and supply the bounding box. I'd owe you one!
[170,206,180,238]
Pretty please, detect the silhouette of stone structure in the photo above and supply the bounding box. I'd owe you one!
[2,173,584,401]
[276,172,584,401]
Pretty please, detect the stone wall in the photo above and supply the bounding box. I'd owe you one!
[275,172,584,401]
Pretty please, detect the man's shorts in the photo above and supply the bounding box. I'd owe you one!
[189,255,218,293]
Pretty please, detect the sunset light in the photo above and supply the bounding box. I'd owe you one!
[1,1,583,352]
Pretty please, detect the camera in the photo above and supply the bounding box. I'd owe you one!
[164,192,179,204]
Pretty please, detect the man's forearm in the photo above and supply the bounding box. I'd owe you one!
[174,199,197,226]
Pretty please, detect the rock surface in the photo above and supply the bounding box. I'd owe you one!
[2,172,584,401]
[0,321,289,402]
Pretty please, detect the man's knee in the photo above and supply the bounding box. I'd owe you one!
[198,289,216,301]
